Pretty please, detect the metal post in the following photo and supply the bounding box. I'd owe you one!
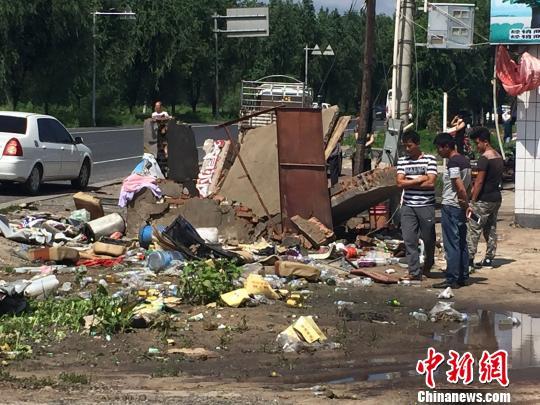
[92,12,96,127]
[443,92,448,131]
[214,15,219,119]
[304,45,309,85]
[391,0,401,119]
[398,0,414,124]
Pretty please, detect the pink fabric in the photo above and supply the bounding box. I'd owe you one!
[496,45,540,96]
[118,173,161,207]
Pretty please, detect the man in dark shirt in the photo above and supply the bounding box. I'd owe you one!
[467,127,505,269]
[433,133,471,288]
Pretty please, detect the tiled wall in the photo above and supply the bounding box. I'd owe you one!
[515,45,540,227]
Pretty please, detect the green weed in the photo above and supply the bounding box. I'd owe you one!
[0,288,132,356]
[178,260,241,305]
[58,372,90,385]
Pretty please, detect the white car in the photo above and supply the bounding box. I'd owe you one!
[0,112,93,194]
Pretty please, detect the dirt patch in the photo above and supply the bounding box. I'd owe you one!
[1,189,539,403]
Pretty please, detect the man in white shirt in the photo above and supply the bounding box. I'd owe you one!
[152,101,170,121]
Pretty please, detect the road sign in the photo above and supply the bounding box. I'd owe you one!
[225,7,269,38]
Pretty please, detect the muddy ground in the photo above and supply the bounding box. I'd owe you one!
[1,187,540,404]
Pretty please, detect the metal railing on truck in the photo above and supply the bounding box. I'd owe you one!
[240,75,312,128]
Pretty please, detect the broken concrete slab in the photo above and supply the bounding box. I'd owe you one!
[331,167,399,225]
[322,105,340,142]
[167,122,199,195]
[291,215,335,247]
[153,198,260,244]
[126,188,169,237]
[143,118,158,156]
[219,123,280,218]
[159,180,183,198]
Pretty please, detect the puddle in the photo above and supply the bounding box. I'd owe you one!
[433,310,540,370]
[328,310,540,386]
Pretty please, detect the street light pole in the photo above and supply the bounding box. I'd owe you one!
[91,11,135,127]
[304,45,309,85]
[214,14,220,119]
[92,12,96,127]
[304,45,332,105]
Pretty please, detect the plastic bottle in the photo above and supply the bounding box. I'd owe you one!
[360,277,374,287]
[410,311,428,322]
[24,275,59,298]
[334,300,354,306]
[147,251,184,272]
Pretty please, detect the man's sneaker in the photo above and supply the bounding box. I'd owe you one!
[432,281,460,289]
[475,258,493,268]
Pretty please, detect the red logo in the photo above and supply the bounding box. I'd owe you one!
[478,350,510,387]
[446,350,475,385]
[416,347,445,389]
[417,348,509,388]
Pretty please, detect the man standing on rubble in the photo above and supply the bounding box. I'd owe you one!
[467,127,504,269]
[396,131,437,281]
[433,133,471,288]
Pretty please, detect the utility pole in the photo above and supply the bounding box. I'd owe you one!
[392,0,414,123]
[353,0,376,175]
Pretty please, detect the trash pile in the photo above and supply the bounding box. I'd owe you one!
[0,106,453,360]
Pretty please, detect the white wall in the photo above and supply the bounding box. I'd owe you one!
[515,45,540,218]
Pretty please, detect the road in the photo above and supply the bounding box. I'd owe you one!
[0,118,382,204]
[0,123,238,204]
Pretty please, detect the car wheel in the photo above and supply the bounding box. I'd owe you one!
[23,165,42,195]
[71,159,91,190]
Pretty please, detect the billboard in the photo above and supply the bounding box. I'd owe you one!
[490,0,540,44]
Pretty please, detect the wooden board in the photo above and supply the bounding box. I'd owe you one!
[324,115,351,160]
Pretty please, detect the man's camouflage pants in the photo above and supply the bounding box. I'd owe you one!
[467,200,501,260]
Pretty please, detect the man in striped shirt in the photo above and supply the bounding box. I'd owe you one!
[396,131,438,281]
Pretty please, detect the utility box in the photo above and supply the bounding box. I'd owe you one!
[427,3,475,49]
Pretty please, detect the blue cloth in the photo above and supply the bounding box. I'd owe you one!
[441,205,469,284]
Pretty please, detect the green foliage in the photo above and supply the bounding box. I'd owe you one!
[0,289,132,355]
[0,0,496,128]
[58,372,90,385]
[178,259,242,305]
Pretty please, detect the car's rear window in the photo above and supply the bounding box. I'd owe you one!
[0,116,27,134]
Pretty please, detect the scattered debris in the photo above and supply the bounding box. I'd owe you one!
[429,301,467,322]
[437,287,455,299]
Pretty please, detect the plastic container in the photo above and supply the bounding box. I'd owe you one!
[369,202,389,230]
[410,311,428,322]
[85,213,125,241]
[138,225,166,249]
[24,275,59,298]
[147,251,184,272]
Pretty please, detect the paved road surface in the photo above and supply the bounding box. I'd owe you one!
[0,123,238,204]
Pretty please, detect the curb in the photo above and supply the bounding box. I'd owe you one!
[0,178,124,210]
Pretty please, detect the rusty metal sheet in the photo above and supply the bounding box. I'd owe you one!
[276,108,333,233]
